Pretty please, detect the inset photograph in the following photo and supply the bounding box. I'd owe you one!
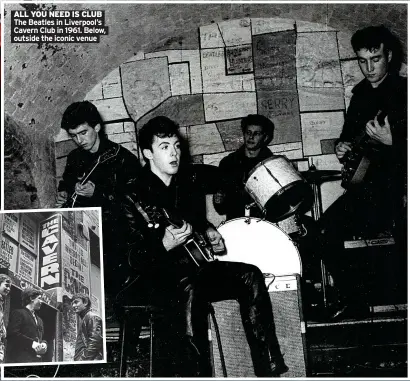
[0,208,105,366]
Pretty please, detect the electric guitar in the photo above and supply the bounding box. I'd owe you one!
[340,111,387,189]
[62,145,120,208]
[134,202,218,267]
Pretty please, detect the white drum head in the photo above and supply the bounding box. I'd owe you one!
[217,218,302,276]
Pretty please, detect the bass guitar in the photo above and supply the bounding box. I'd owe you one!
[340,110,386,189]
[62,145,120,208]
[134,202,218,267]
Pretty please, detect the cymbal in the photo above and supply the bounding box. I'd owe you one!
[301,169,342,184]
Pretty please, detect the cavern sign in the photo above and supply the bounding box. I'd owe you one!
[38,214,62,290]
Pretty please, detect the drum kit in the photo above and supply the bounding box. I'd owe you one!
[217,155,341,280]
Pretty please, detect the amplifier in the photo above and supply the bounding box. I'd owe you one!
[341,237,405,306]
[210,274,307,377]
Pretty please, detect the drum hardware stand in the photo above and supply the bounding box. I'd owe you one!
[308,163,331,309]
[244,202,258,224]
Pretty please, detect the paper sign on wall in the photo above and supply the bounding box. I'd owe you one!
[3,214,19,242]
[18,247,36,284]
[20,214,37,253]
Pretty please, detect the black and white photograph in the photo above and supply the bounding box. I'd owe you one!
[1,1,408,378]
[0,209,105,370]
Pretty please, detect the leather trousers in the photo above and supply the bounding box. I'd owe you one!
[178,261,283,376]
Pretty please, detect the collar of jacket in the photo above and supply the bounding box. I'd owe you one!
[79,307,91,319]
[78,137,115,158]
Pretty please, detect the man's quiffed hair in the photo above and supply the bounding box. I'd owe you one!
[351,25,402,72]
[241,114,275,145]
[0,274,11,286]
[22,288,42,307]
[139,116,180,152]
[61,101,103,132]
[72,293,91,309]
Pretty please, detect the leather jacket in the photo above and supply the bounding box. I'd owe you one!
[122,164,222,280]
[74,309,103,361]
[58,138,141,288]
[58,138,141,223]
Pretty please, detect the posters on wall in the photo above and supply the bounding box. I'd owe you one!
[3,214,19,241]
[20,214,38,253]
[0,209,105,369]
[17,247,37,283]
[0,235,18,272]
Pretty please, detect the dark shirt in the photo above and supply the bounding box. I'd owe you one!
[337,73,407,195]
[214,146,273,220]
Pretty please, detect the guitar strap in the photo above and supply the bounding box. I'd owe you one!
[133,200,158,229]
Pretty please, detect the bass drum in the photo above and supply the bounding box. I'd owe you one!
[217,218,302,277]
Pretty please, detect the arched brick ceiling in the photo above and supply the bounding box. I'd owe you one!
[4,3,407,139]
[3,3,407,207]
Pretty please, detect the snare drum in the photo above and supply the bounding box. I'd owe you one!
[217,217,302,276]
[275,214,306,238]
[245,156,311,221]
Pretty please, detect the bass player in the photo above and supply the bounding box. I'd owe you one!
[121,116,288,377]
[319,25,407,321]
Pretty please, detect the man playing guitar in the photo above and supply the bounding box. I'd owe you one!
[320,25,407,321]
[56,101,141,297]
[122,116,288,377]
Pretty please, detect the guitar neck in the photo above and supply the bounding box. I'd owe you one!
[79,161,100,186]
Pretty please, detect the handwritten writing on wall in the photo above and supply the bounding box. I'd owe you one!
[226,45,253,75]
[201,48,254,93]
[300,112,344,156]
[258,90,301,144]
[253,30,297,91]
[204,92,257,122]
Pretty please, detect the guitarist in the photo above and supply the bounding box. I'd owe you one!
[320,25,407,321]
[56,101,141,297]
[121,116,288,377]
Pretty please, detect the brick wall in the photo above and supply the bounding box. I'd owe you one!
[3,3,407,208]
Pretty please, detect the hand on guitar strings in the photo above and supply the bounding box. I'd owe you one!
[55,191,68,208]
[75,180,96,197]
[206,227,226,254]
[365,114,392,145]
[335,141,352,160]
[162,221,193,251]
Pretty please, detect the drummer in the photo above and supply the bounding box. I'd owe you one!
[213,114,320,287]
[213,114,275,220]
